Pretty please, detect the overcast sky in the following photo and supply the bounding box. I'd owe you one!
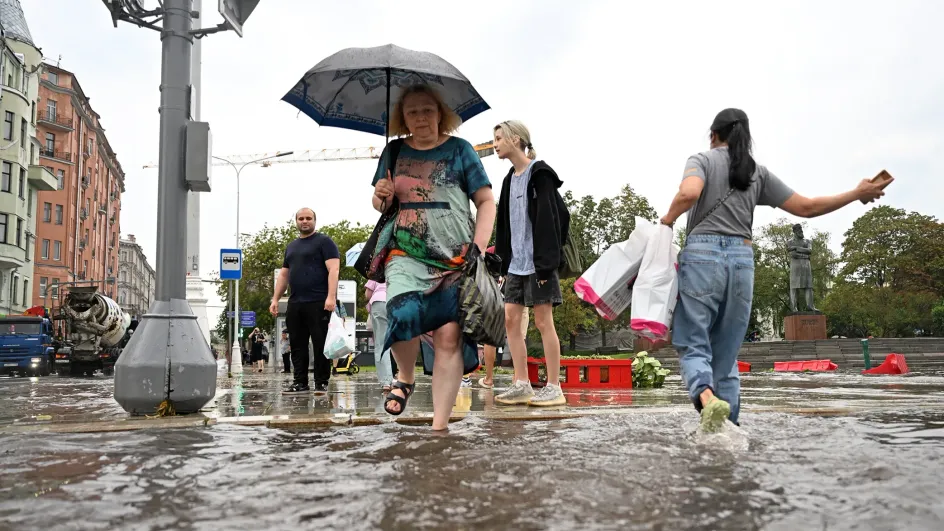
[21,0,943,327]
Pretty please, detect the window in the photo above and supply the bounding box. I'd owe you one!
[48,71,58,85]
[41,239,49,259]
[18,168,25,199]
[0,213,6,244]
[56,169,64,190]
[16,218,22,247]
[55,204,62,225]
[46,99,56,119]
[1,161,10,193]
[43,202,51,222]
[3,111,12,141]
[53,240,61,261]
[39,277,47,297]
[20,118,26,148]
[83,260,88,275]
[84,228,89,242]
[31,102,35,124]
[27,190,32,216]
[87,138,93,153]
[50,279,59,298]
[45,132,54,152]
[22,279,27,306]
[13,277,18,304]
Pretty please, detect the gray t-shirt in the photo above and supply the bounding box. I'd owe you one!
[508,160,537,275]
[684,147,795,239]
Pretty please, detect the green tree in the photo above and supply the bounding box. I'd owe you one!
[932,300,944,336]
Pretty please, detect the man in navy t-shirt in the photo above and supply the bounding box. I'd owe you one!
[270,207,340,395]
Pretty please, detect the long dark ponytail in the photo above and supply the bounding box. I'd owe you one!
[710,108,756,191]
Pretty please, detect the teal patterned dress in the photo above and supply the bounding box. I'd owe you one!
[370,136,491,374]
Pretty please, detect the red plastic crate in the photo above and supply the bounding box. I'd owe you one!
[527,357,633,389]
[773,359,839,372]
[737,360,751,372]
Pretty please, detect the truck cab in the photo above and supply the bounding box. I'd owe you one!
[0,314,55,377]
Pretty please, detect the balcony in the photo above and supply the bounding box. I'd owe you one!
[37,110,74,131]
[79,238,87,250]
[27,165,58,192]
[109,215,115,226]
[80,208,88,220]
[40,149,73,163]
[98,206,107,215]
[81,177,89,189]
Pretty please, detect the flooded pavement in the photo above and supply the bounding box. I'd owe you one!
[1,369,943,530]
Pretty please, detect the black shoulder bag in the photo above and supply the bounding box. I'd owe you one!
[353,139,404,281]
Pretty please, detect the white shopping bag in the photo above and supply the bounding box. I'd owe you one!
[323,310,355,360]
[630,223,680,340]
[574,217,652,320]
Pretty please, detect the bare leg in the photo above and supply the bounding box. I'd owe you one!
[385,337,419,414]
[482,345,496,386]
[533,304,560,385]
[431,323,463,431]
[505,303,528,382]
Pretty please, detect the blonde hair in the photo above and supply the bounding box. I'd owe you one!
[388,85,462,138]
[494,120,537,159]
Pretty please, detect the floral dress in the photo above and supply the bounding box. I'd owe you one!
[371,136,490,374]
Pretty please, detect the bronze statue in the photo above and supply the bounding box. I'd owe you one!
[788,224,818,312]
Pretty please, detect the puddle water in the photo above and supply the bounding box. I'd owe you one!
[1,371,943,529]
[1,409,942,530]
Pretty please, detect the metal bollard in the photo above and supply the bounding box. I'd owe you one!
[861,338,871,370]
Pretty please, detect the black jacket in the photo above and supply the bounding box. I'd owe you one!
[495,161,570,281]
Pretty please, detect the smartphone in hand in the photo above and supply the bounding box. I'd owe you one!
[861,170,894,204]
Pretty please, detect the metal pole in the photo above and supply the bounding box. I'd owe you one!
[231,166,243,370]
[114,0,216,415]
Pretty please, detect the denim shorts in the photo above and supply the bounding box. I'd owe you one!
[503,271,563,307]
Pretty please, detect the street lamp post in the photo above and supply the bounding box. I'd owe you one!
[212,152,292,372]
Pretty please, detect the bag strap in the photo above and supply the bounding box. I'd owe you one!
[690,187,735,233]
[381,139,404,212]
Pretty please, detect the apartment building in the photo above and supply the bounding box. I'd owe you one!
[0,1,57,314]
[117,234,154,318]
[32,62,125,308]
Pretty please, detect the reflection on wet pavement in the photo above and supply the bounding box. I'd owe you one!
[0,370,943,529]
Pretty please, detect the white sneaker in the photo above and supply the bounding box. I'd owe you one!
[529,384,566,407]
[495,380,535,405]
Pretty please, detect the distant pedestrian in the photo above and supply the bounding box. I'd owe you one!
[248,327,267,372]
[662,108,888,432]
[493,120,569,407]
[270,207,341,395]
[280,329,291,374]
[365,280,393,391]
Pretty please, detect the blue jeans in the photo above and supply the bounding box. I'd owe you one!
[672,235,754,424]
[369,302,394,387]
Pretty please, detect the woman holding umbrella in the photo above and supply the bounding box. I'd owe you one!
[372,84,495,431]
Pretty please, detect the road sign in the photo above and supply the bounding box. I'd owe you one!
[219,0,260,38]
[240,316,255,327]
[220,248,242,280]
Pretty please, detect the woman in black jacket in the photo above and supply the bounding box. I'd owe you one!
[493,120,569,407]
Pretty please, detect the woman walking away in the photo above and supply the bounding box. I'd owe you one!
[493,120,569,407]
[365,280,393,392]
[371,84,496,432]
[661,108,889,432]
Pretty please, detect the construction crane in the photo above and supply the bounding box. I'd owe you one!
[142,141,495,169]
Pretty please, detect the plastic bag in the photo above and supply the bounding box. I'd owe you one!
[458,253,506,347]
[323,310,354,360]
[630,223,680,340]
[574,217,652,320]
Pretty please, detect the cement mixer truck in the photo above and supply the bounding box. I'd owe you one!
[55,286,133,377]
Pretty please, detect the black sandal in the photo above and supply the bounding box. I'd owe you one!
[384,380,416,416]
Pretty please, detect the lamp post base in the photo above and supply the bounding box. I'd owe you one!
[114,298,217,415]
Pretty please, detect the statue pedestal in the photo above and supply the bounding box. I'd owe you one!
[784,313,826,341]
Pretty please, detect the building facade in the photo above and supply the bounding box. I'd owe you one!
[0,1,57,314]
[118,234,154,318]
[31,61,125,308]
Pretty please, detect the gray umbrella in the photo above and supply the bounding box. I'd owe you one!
[281,44,489,138]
